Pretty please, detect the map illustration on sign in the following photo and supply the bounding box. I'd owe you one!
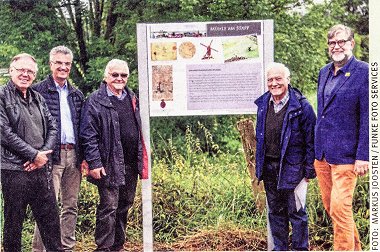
[151,42,177,61]
[151,65,173,101]
[179,42,196,59]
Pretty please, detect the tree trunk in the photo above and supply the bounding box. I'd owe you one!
[104,0,117,42]
[237,118,266,211]
[92,0,103,37]
[73,0,89,71]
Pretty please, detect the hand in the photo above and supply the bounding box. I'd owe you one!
[80,160,89,176]
[89,167,106,179]
[24,150,53,172]
[354,160,369,176]
[23,160,37,171]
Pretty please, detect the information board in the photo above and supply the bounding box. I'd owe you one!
[139,20,274,116]
[136,20,273,251]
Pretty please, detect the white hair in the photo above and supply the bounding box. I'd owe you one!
[10,53,38,72]
[265,62,290,79]
[103,59,129,78]
[49,45,73,61]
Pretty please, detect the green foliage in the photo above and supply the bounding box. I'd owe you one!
[0,0,370,250]
[151,123,369,249]
[76,181,99,234]
[0,0,369,94]
[306,175,369,250]
[21,210,34,251]
[151,124,264,243]
[151,115,248,159]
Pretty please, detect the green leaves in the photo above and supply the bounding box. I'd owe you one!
[0,0,369,93]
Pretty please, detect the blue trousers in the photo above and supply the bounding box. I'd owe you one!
[263,159,309,251]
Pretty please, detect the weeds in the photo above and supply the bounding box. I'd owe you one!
[16,120,369,251]
[151,121,370,251]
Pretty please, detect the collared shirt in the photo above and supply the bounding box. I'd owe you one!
[324,56,354,105]
[269,91,289,113]
[106,85,127,100]
[15,88,44,149]
[55,81,75,144]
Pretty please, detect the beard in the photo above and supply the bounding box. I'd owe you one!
[330,51,352,65]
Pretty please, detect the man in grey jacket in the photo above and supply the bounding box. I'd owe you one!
[0,53,63,251]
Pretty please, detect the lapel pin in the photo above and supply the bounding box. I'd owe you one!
[345,72,351,77]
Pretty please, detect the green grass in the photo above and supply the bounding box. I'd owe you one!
[151,121,369,250]
[1,118,368,251]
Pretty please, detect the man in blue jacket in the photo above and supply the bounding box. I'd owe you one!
[80,59,148,251]
[255,62,316,251]
[32,46,87,252]
[314,24,369,251]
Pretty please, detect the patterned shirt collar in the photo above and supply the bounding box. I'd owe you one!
[269,90,289,113]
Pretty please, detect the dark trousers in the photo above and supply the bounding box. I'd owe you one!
[94,167,138,251]
[1,169,63,252]
[263,159,309,251]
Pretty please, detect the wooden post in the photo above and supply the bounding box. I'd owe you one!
[237,118,266,211]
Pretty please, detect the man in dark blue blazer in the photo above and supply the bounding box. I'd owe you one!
[314,24,368,251]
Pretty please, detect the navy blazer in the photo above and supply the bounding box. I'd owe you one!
[315,56,369,164]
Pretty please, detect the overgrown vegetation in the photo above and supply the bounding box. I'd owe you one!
[150,122,369,251]
[0,0,370,251]
[16,119,369,251]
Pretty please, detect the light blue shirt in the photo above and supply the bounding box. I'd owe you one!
[269,90,289,113]
[55,82,75,144]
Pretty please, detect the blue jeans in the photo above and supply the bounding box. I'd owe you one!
[94,166,138,251]
[263,159,309,251]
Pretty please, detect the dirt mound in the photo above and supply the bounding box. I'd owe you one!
[125,228,267,251]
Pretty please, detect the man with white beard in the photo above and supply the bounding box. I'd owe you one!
[314,24,369,251]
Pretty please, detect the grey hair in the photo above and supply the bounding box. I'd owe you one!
[265,62,290,79]
[10,53,38,72]
[103,59,130,78]
[327,24,354,40]
[49,45,73,61]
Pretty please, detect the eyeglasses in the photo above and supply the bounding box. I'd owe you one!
[109,72,128,78]
[51,61,72,67]
[12,67,36,76]
[328,39,349,48]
